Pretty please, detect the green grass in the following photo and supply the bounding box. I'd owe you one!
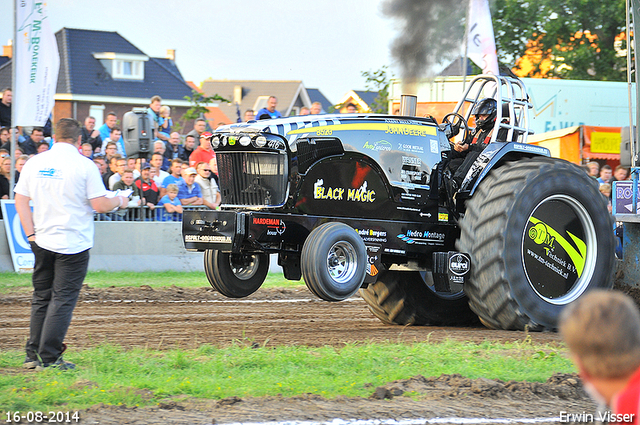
[0,271,303,293]
[0,339,575,412]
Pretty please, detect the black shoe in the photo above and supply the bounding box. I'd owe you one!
[36,357,76,372]
[22,356,40,370]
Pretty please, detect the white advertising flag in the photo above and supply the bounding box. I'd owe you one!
[14,0,59,126]
[467,0,499,75]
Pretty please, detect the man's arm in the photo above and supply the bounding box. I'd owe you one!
[15,193,35,242]
[91,195,129,213]
[180,196,200,205]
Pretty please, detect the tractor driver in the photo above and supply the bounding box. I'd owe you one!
[446,98,499,190]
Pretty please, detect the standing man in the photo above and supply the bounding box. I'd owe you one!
[147,95,168,142]
[256,96,282,119]
[189,131,217,173]
[81,116,102,154]
[187,118,207,146]
[15,118,128,371]
[243,109,255,121]
[310,101,323,115]
[20,127,45,156]
[165,131,185,160]
[181,134,196,162]
[0,88,11,127]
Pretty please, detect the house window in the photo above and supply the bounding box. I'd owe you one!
[93,52,148,81]
[113,59,143,80]
[253,96,270,114]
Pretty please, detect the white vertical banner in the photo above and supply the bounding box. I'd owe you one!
[467,0,499,75]
[15,0,59,127]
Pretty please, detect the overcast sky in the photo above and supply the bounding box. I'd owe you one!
[0,0,408,103]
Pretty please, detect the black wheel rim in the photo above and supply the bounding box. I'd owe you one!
[521,195,597,305]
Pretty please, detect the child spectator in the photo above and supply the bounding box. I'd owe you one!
[158,105,172,140]
[157,183,183,221]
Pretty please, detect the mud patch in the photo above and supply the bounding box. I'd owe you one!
[75,374,595,424]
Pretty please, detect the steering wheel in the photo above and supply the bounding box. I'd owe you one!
[442,112,470,143]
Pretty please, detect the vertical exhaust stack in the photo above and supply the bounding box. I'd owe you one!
[400,95,417,116]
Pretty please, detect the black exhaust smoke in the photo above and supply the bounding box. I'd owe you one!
[382,0,466,95]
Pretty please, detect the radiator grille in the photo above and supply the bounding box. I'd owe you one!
[297,138,344,173]
[217,151,288,207]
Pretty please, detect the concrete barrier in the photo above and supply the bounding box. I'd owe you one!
[0,221,203,272]
[1,221,282,273]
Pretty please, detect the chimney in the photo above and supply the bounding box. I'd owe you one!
[233,85,243,104]
[3,40,12,58]
[166,49,175,61]
[400,95,417,116]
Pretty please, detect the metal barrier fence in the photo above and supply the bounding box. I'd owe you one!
[94,205,210,222]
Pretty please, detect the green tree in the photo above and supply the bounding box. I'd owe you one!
[177,90,229,132]
[361,66,391,114]
[492,0,627,81]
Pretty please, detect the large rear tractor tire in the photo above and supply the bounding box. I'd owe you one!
[360,270,479,326]
[458,157,615,331]
[204,250,269,298]
[301,222,367,301]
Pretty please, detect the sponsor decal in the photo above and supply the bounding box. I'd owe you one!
[313,179,376,203]
[288,123,437,136]
[366,245,381,277]
[397,143,425,154]
[449,253,470,276]
[527,217,584,277]
[513,143,549,155]
[363,140,392,151]
[253,217,286,235]
[397,230,446,245]
[36,167,62,179]
[430,139,439,153]
[402,156,421,166]
[185,234,231,243]
[438,212,449,222]
[385,125,431,137]
[355,228,388,243]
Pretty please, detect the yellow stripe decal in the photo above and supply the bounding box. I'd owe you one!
[288,123,437,137]
[529,217,586,277]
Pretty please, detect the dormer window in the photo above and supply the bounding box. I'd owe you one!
[93,52,148,81]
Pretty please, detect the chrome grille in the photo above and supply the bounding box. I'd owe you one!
[217,151,288,207]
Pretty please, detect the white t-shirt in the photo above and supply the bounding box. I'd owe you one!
[14,142,107,254]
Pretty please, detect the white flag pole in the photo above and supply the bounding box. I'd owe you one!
[9,0,17,199]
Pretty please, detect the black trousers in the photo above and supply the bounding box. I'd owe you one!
[26,242,90,363]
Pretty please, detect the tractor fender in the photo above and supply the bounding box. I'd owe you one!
[464,142,551,196]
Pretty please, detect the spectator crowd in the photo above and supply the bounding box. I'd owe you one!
[0,92,224,221]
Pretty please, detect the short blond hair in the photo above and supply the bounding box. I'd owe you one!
[166,183,179,193]
[560,290,640,379]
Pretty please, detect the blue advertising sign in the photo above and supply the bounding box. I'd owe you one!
[0,200,35,272]
[613,181,640,215]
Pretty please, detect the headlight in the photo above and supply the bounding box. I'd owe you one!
[211,136,220,148]
[254,136,267,147]
[239,135,251,146]
[221,136,227,146]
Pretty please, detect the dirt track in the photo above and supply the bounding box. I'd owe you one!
[1,286,598,424]
[0,285,564,350]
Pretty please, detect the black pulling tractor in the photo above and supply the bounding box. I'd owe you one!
[182,75,614,331]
